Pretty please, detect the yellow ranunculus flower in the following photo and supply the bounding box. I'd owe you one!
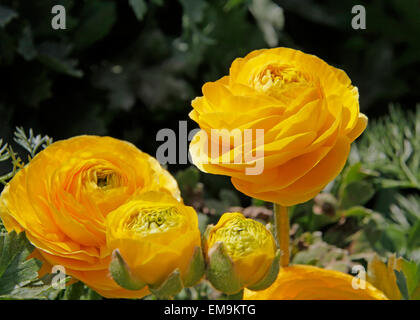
[106,192,202,290]
[0,135,180,298]
[189,47,367,206]
[244,265,389,300]
[204,212,278,294]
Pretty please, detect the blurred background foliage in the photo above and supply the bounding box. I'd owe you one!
[0,0,420,299]
[0,0,419,161]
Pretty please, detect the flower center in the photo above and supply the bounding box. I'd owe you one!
[96,172,115,188]
[253,64,310,97]
[125,206,181,235]
[86,166,122,190]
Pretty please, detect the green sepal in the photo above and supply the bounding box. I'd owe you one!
[109,249,146,291]
[247,249,280,291]
[206,241,243,295]
[183,246,205,288]
[149,269,183,299]
[226,289,244,300]
[202,224,214,244]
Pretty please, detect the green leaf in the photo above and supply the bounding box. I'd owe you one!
[408,219,420,250]
[74,0,117,50]
[340,180,375,209]
[399,259,420,300]
[341,163,378,187]
[62,281,85,300]
[357,104,420,190]
[0,5,18,28]
[17,26,37,61]
[343,206,372,219]
[1,273,65,300]
[13,127,52,158]
[37,42,83,78]
[395,270,409,300]
[0,231,41,296]
[129,0,148,21]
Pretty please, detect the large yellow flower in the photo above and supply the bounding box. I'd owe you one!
[189,47,367,205]
[243,265,388,300]
[0,135,180,298]
[106,192,202,289]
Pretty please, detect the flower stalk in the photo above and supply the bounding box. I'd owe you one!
[274,204,289,267]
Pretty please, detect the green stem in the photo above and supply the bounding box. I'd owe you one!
[273,204,290,267]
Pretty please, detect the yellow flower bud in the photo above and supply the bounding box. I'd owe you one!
[106,192,203,295]
[204,212,278,294]
[244,265,389,300]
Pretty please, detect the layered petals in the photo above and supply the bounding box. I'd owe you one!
[0,135,180,298]
[189,47,367,205]
[244,265,388,300]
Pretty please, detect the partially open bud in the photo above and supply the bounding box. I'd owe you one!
[106,192,204,299]
[203,212,279,295]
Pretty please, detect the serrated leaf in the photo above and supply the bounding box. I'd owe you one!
[1,273,64,300]
[357,105,420,190]
[0,231,41,296]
